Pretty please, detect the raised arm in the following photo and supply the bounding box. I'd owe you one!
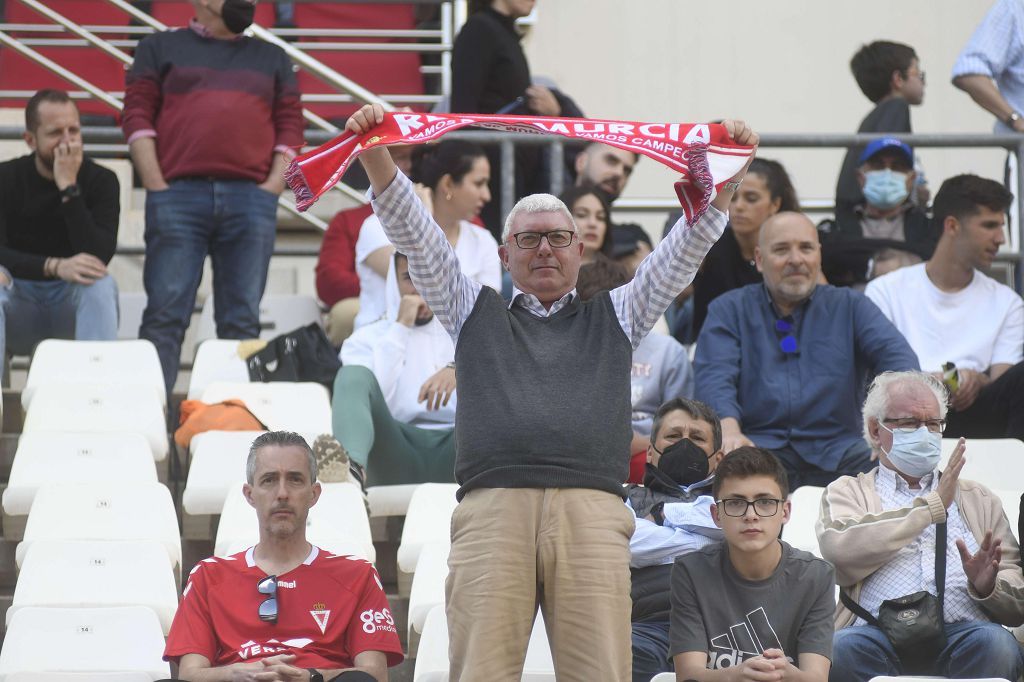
[347,105,481,339]
[610,120,758,348]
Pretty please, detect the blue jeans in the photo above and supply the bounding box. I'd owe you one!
[140,179,277,392]
[830,621,1024,682]
[0,273,118,363]
[632,620,673,682]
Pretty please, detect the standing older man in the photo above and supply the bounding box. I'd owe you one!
[695,212,919,489]
[819,371,1024,681]
[345,103,757,680]
[163,431,403,681]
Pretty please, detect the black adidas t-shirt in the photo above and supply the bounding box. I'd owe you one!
[669,540,835,668]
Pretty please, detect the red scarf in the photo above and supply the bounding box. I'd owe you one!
[285,112,755,224]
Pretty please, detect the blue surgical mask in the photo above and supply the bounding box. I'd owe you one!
[863,169,909,210]
[881,424,941,478]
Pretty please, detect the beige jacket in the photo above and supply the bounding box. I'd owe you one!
[817,468,1024,630]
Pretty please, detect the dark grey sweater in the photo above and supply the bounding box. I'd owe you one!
[453,287,633,500]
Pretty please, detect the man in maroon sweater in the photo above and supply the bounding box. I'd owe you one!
[123,0,303,393]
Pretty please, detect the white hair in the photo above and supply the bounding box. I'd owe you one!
[861,371,949,451]
[501,193,576,243]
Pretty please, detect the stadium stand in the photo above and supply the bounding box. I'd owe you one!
[192,293,324,350]
[198,380,332,434]
[187,339,251,400]
[396,483,458,597]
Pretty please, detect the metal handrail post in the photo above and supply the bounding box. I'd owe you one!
[246,23,394,111]
[1016,141,1024,292]
[500,139,515,223]
[439,1,452,107]
[548,139,564,196]
[18,0,133,65]
[0,30,123,110]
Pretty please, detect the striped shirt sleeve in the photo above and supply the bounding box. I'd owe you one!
[609,206,727,349]
[370,171,482,340]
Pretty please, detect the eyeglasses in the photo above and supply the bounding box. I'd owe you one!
[774,318,798,354]
[509,229,575,249]
[716,498,783,517]
[257,575,278,623]
[883,418,946,434]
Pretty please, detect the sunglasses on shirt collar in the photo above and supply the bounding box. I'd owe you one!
[257,574,278,623]
[774,318,798,354]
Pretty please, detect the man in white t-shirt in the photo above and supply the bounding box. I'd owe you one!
[865,173,1024,440]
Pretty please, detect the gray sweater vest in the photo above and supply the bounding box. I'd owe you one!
[453,287,633,500]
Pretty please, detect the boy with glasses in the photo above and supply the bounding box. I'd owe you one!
[670,446,835,681]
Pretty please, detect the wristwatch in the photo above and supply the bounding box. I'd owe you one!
[59,184,81,200]
[1006,110,1022,128]
[307,670,324,682]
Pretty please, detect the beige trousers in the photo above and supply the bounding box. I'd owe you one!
[326,297,359,347]
[445,487,635,681]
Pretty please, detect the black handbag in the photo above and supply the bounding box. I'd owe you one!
[840,521,948,675]
[247,323,340,391]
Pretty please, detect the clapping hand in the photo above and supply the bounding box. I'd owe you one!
[957,530,1002,598]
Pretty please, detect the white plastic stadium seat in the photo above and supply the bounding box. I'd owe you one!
[869,678,1010,681]
[3,432,156,516]
[200,381,331,434]
[408,542,450,645]
[0,606,169,680]
[9,540,178,634]
[651,675,675,682]
[188,339,251,400]
[182,430,266,515]
[22,339,165,410]
[214,482,374,562]
[940,437,1024,492]
[397,483,460,574]
[194,293,323,348]
[21,384,168,461]
[785,486,826,557]
[413,605,554,681]
[16,483,181,572]
[367,484,421,518]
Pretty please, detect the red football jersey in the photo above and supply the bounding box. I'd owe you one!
[165,546,404,668]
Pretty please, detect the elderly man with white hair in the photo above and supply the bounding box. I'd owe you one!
[817,370,1024,682]
[344,104,758,680]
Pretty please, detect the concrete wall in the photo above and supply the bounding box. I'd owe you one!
[521,0,1003,234]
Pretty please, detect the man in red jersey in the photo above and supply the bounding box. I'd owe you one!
[163,431,403,681]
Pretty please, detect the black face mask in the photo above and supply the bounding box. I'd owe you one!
[219,0,255,34]
[652,438,712,487]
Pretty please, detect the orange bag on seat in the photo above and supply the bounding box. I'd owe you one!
[174,399,267,448]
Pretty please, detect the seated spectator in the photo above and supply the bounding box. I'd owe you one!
[820,138,937,286]
[819,371,1024,681]
[670,447,834,681]
[315,146,413,347]
[163,431,403,681]
[611,223,654,278]
[835,41,927,211]
[574,142,639,202]
[695,212,919,489]
[577,257,693,482]
[691,158,799,338]
[333,253,457,485]
[353,139,500,329]
[560,185,613,263]
[0,89,119,367]
[866,173,1024,440]
[626,398,724,681]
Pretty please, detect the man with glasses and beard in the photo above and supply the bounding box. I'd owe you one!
[163,431,402,681]
[695,211,919,490]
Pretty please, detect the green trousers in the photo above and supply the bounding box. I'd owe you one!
[332,365,457,486]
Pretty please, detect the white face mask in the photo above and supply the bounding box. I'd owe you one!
[881,424,942,478]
